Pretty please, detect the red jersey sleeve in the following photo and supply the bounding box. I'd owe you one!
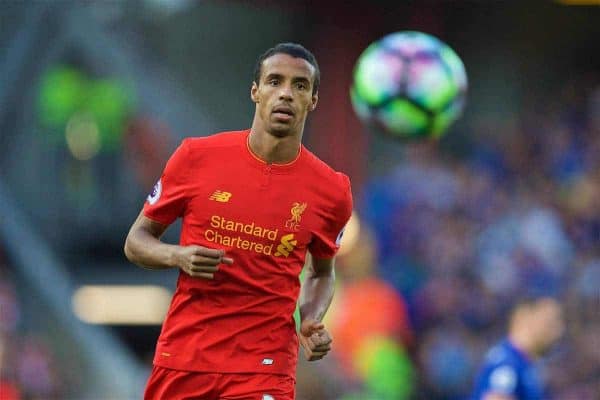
[309,173,353,259]
[143,139,191,226]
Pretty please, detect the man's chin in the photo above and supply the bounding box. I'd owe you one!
[269,124,292,137]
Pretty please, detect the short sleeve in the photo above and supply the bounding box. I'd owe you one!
[485,364,518,396]
[309,173,353,259]
[143,139,191,226]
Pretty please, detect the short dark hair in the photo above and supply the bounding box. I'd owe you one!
[253,43,320,95]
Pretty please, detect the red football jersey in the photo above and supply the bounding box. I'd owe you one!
[143,130,352,378]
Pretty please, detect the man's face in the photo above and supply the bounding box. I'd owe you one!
[533,299,565,354]
[251,53,318,137]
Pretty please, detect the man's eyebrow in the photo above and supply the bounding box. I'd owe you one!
[264,73,310,83]
[264,73,283,80]
[292,77,310,83]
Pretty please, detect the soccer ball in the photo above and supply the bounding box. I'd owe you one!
[351,31,467,139]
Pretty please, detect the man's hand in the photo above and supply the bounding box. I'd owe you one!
[299,319,332,361]
[173,245,233,279]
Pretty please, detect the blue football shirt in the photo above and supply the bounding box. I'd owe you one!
[471,339,545,400]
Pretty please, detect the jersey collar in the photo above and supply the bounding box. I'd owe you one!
[243,129,303,173]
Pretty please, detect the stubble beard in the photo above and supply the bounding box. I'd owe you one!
[268,117,295,138]
[269,125,292,138]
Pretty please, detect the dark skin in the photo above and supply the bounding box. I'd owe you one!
[298,256,335,361]
[124,212,234,278]
[124,53,335,361]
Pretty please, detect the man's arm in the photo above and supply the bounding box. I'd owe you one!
[483,393,515,400]
[474,363,519,400]
[298,255,335,361]
[124,211,233,278]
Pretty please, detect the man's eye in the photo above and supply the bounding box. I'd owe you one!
[269,79,279,86]
[296,83,307,90]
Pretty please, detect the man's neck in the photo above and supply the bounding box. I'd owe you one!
[508,331,537,360]
[248,128,302,164]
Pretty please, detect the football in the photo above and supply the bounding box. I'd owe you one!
[351,31,468,139]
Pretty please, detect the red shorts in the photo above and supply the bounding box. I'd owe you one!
[144,365,296,400]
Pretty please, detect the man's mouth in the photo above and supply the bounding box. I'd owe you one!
[272,105,294,117]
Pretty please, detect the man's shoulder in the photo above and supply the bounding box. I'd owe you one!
[471,341,523,398]
[483,340,525,371]
[302,146,351,190]
[183,130,247,151]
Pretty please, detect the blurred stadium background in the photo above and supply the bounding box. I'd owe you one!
[0,1,598,399]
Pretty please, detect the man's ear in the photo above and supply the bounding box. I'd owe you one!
[251,82,259,103]
[309,92,318,111]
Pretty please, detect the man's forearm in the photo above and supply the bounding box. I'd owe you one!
[483,393,516,400]
[124,226,178,270]
[299,268,335,322]
[124,211,181,270]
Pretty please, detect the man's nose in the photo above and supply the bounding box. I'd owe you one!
[279,84,293,100]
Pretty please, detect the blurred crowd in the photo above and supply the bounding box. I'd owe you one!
[307,77,599,399]
[0,259,65,400]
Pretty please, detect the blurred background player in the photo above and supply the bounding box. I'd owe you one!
[471,297,565,400]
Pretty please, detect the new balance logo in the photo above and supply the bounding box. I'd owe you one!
[209,190,232,202]
[275,233,297,257]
